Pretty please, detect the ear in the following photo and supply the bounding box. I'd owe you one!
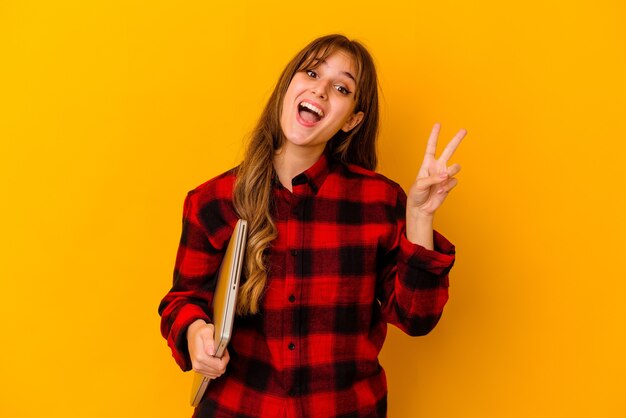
[341,111,364,132]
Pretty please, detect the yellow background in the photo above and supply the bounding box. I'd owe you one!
[1,1,625,417]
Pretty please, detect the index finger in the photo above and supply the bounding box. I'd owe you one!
[424,122,441,159]
[439,128,467,163]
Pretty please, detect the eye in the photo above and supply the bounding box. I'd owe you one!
[306,70,317,78]
[335,85,352,95]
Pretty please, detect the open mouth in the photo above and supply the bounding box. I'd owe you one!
[298,101,325,124]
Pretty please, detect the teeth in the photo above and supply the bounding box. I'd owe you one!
[299,102,324,118]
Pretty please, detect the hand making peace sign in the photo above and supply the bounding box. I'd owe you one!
[405,123,466,249]
[407,123,466,216]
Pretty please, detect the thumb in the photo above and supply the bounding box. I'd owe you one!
[203,324,216,357]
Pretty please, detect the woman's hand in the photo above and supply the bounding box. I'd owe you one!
[187,319,230,379]
[406,123,466,248]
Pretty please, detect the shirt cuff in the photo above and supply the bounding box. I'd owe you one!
[398,230,456,277]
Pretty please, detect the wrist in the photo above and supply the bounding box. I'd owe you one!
[187,319,208,339]
[406,209,435,249]
[407,207,434,224]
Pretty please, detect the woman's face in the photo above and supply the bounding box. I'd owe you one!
[279,50,364,156]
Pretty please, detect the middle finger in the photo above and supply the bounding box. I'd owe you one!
[439,128,467,163]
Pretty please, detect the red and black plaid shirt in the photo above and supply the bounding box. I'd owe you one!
[159,153,455,417]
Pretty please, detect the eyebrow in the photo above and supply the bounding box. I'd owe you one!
[314,59,356,83]
[341,70,356,82]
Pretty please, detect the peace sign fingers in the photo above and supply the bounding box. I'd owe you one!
[419,123,466,178]
[409,123,467,216]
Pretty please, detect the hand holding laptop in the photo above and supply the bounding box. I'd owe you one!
[187,320,230,379]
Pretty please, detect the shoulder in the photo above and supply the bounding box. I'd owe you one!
[335,163,405,199]
[188,167,238,200]
[183,167,240,237]
[342,163,401,186]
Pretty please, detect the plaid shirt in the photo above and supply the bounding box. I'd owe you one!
[159,153,455,418]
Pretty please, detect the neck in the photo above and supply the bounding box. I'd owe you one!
[273,144,324,192]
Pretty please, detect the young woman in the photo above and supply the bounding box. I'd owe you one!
[159,34,466,417]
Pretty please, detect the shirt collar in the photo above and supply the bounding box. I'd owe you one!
[273,150,333,195]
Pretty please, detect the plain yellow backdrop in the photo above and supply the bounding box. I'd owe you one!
[1,1,625,417]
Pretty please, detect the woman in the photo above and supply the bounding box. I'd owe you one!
[159,34,466,417]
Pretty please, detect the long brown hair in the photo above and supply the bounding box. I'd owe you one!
[233,34,380,315]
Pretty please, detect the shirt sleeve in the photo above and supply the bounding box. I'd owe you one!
[158,191,222,371]
[377,186,455,336]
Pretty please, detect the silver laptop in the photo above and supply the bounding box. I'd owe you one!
[190,219,247,407]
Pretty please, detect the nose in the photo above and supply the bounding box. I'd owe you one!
[311,79,329,99]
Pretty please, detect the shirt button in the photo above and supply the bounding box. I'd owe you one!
[288,342,296,351]
[290,249,298,256]
[288,294,295,303]
[288,388,296,397]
